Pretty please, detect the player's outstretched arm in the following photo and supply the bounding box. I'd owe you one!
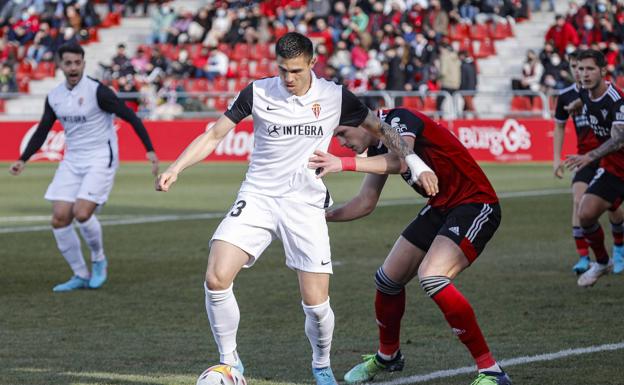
[309,150,405,178]
[96,84,159,176]
[326,173,388,222]
[156,115,236,192]
[564,98,583,116]
[9,97,57,176]
[359,110,438,196]
[553,121,566,178]
[565,122,624,170]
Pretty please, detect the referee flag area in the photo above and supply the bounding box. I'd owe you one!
[1,163,623,385]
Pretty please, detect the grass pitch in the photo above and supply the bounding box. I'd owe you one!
[1,163,623,385]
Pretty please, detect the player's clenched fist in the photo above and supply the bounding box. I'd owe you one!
[9,160,25,176]
[156,170,178,192]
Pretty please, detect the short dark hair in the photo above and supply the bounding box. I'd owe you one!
[58,43,85,59]
[578,49,607,67]
[275,32,313,60]
[568,49,582,61]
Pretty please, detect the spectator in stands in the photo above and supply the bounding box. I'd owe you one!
[545,14,579,54]
[541,52,569,92]
[116,74,140,111]
[605,41,623,76]
[112,43,134,77]
[533,0,555,12]
[565,1,587,30]
[149,46,169,73]
[0,1,28,28]
[26,29,53,66]
[78,0,101,28]
[578,14,604,47]
[131,47,150,76]
[539,41,556,67]
[8,6,39,45]
[201,44,228,79]
[53,27,79,52]
[0,62,17,94]
[168,49,194,78]
[155,76,184,119]
[437,40,461,110]
[188,6,212,44]
[150,4,176,44]
[412,32,437,66]
[328,39,354,80]
[425,0,450,39]
[167,9,194,44]
[458,49,477,117]
[512,49,544,92]
[306,0,331,19]
[459,0,479,24]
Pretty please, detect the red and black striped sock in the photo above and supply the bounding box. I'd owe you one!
[573,226,589,257]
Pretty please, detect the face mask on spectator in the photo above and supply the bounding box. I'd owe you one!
[584,21,594,29]
[566,45,575,54]
[597,4,607,12]
[551,55,561,66]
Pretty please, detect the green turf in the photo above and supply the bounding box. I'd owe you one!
[1,162,623,385]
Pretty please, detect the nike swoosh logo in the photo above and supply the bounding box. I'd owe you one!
[321,260,331,266]
[266,106,280,111]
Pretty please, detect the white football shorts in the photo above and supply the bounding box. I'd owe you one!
[211,191,332,274]
[44,160,117,205]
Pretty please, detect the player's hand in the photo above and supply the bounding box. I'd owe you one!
[146,151,159,176]
[564,98,583,116]
[325,209,338,222]
[417,170,438,197]
[308,150,342,178]
[9,160,25,176]
[553,160,564,179]
[564,154,592,171]
[156,168,178,192]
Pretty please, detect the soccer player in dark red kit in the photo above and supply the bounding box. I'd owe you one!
[308,107,511,385]
[565,49,624,286]
[553,50,624,275]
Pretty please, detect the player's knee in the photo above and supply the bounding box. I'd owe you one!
[205,270,232,291]
[51,213,72,228]
[73,209,92,223]
[578,206,598,227]
[375,267,404,295]
[419,275,451,297]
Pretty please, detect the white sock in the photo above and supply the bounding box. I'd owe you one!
[479,362,502,373]
[53,224,89,279]
[78,215,105,261]
[303,298,334,369]
[205,282,240,365]
[377,350,398,361]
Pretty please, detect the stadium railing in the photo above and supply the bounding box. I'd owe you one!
[0,90,553,121]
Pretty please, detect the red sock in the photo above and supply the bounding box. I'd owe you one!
[431,283,495,370]
[375,288,405,356]
[611,221,623,247]
[573,226,589,257]
[583,224,609,264]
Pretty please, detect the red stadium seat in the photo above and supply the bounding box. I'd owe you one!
[18,77,30,93]
[469,23,489,41]
[510,96,532,111]
[232,77,250,92]
[213,96,230,111]
[473,38,495,59]
[236,59,251,78]
[88,27,100,43]
[532,96,544,112]
[422,97,438,111]
[403,96,423,109]
[0,99,6,112]
[231,43,250,61]
[212,77,228,92]
[449,23,470,41]
[250,42,272,61]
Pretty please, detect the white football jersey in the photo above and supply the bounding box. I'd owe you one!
[225,73,369,208]
[46,76,118,165]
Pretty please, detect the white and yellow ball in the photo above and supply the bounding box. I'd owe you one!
[196,364,247,385]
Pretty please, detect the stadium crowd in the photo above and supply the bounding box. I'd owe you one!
[98,0,529,116]
[516,0,624,95]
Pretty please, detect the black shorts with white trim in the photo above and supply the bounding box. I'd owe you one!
[401,202,501,264]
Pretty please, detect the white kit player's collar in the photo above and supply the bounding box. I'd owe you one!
[65,75,86,92]
[278,71,318,106]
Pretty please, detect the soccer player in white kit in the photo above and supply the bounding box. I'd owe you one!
[156,32,437,385]
[9,44,159,292]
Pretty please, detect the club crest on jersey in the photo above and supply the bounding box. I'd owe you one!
[78,97,84,106]
[312,103,321,119]
[601,109,608,119]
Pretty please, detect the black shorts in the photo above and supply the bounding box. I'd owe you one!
[572,162,600,185]
[587,168,624,210]
[402,202,501,264]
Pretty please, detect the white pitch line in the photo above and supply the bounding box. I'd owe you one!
[374,341,624,385]
[0,188,569,234]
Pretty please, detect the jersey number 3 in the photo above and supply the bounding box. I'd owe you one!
[230,200,247,217]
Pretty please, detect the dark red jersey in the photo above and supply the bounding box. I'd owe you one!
[368,107,498,210]
[578,83,624,180]
[554,83,600,155]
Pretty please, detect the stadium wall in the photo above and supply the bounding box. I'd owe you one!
[2,119,577,163]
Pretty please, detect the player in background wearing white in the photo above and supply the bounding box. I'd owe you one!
[552,50,624,274]
[156,32,437,385]
[9,44,159,292]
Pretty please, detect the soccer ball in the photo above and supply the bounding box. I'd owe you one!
[196,364,247,385]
